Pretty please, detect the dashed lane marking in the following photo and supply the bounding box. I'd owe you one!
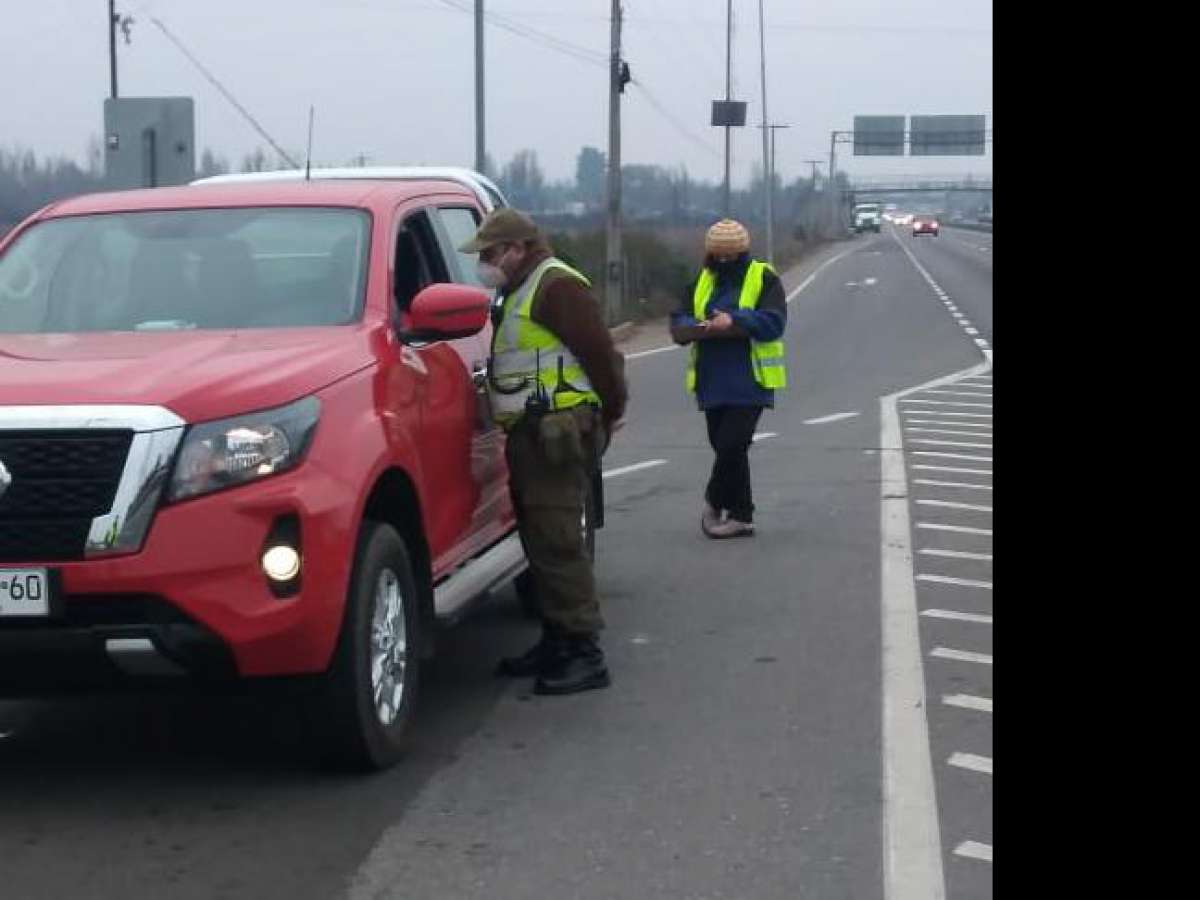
[931,647,993,665]
[948,753,993,775]
[912,465,992,476]
[916,574,993,589]
[919,548,993,561]
[920,608,993,624]
[803,411,861,425]
[943,695,993,713]
[916,523,992,536]
[913,479,993,492]
[954,841,993,863]
[602,459,668,479]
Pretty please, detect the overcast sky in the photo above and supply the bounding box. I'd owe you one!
[1,0,992,185]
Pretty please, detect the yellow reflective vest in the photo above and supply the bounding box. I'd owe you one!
[686,260,787,393]
[489,257,602,427]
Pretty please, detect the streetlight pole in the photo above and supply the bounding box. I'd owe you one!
[758,123,789,262]
[108,0,119,98]
[474,0,485,173]
[722,0,733,216]
[757,0,771,261]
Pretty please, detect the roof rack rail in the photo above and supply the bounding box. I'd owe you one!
[191,166,508,212]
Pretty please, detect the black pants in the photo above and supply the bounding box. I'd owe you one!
[704,405,764,523]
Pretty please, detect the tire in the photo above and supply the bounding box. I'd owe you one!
[515,478,596,619]
[315,521,421,771]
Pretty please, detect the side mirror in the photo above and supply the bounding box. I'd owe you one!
[401,283,491,342]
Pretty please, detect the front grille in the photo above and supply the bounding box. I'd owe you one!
[0,430,132,562]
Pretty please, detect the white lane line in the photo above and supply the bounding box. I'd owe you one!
[917,574,993,589]
[916,500,992,513]
[906,428,994,438]
[913,451,992,462]
[964,328,980,336]
[920,548,993,561]
[900,400,992,409]
[954,841,993,863]
[912,465,992,475]
[931,647,993,665]
[948,753,993,775]
[804,411,861,425]
[908,439,993,449]
[602,459,668,479]
[944,695,993,713]
[913,479,993,492]
[902,410,991,419]
[903,420,992,429]
[958,377,992,383]
[626,344,680,360]
[921,608,993,624]
[785,245,858,304]
[751,431,779,442]
[917,523,993,536]
[913,389,992,398]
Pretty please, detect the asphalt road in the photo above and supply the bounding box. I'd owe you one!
[0,228,993,900]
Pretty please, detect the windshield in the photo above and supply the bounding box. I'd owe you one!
[856,206,880,215]
[0,207,370,334]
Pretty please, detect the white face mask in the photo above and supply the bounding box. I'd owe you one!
[477,261,507,289]
[477,245,518,290]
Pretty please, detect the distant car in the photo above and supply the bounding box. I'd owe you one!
[912,215,939,237]
[894,213,914,226]
[852,204,882,233]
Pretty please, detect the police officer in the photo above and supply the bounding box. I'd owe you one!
[669,219,787,538]
[460,208,628,695]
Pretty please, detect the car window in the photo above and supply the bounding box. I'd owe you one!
[432,206,484,287]
[392,209,451,312]
[0,207,369,333]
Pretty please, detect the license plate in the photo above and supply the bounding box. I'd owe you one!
[0,568,50,617]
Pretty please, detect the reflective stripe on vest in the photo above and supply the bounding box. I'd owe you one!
[685,259,787,392]
[489,257,601,425]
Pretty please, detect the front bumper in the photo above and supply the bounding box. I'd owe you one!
[0,459,358,680]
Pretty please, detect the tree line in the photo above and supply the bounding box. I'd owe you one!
[3,143,846,239]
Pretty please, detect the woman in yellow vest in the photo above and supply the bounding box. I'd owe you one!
[669,220,787,538]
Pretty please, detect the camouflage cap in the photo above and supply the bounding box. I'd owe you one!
[457,207,541,253]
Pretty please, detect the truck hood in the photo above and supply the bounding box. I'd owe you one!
[0,328,375,424]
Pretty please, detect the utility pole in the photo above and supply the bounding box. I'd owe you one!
[767,124,789,258]
[474,0,485,173]
[605,0,623,325]
[757,0,771,262]
[803,159,822,187]
[758,123,789,262]
[108,0,119,98]
[722,0,733,216]
[828,130,838,235]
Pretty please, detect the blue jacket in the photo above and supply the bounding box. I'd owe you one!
[670,256,787,410]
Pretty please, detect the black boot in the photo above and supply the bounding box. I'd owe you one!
[495,626,565,678]
[533,634,611,695]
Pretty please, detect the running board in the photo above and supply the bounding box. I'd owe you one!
[433,533,527,624]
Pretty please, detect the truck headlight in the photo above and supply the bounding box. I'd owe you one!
[167,396,320,502]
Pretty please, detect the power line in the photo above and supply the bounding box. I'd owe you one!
[434,0,607,68]
[629,81,722,161]
[145,15,298,167]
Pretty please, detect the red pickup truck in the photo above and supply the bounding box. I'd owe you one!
[0,169,541,769]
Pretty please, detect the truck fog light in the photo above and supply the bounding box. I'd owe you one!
[262,545,301,582]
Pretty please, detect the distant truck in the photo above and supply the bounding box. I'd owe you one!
[852,203,882,233]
